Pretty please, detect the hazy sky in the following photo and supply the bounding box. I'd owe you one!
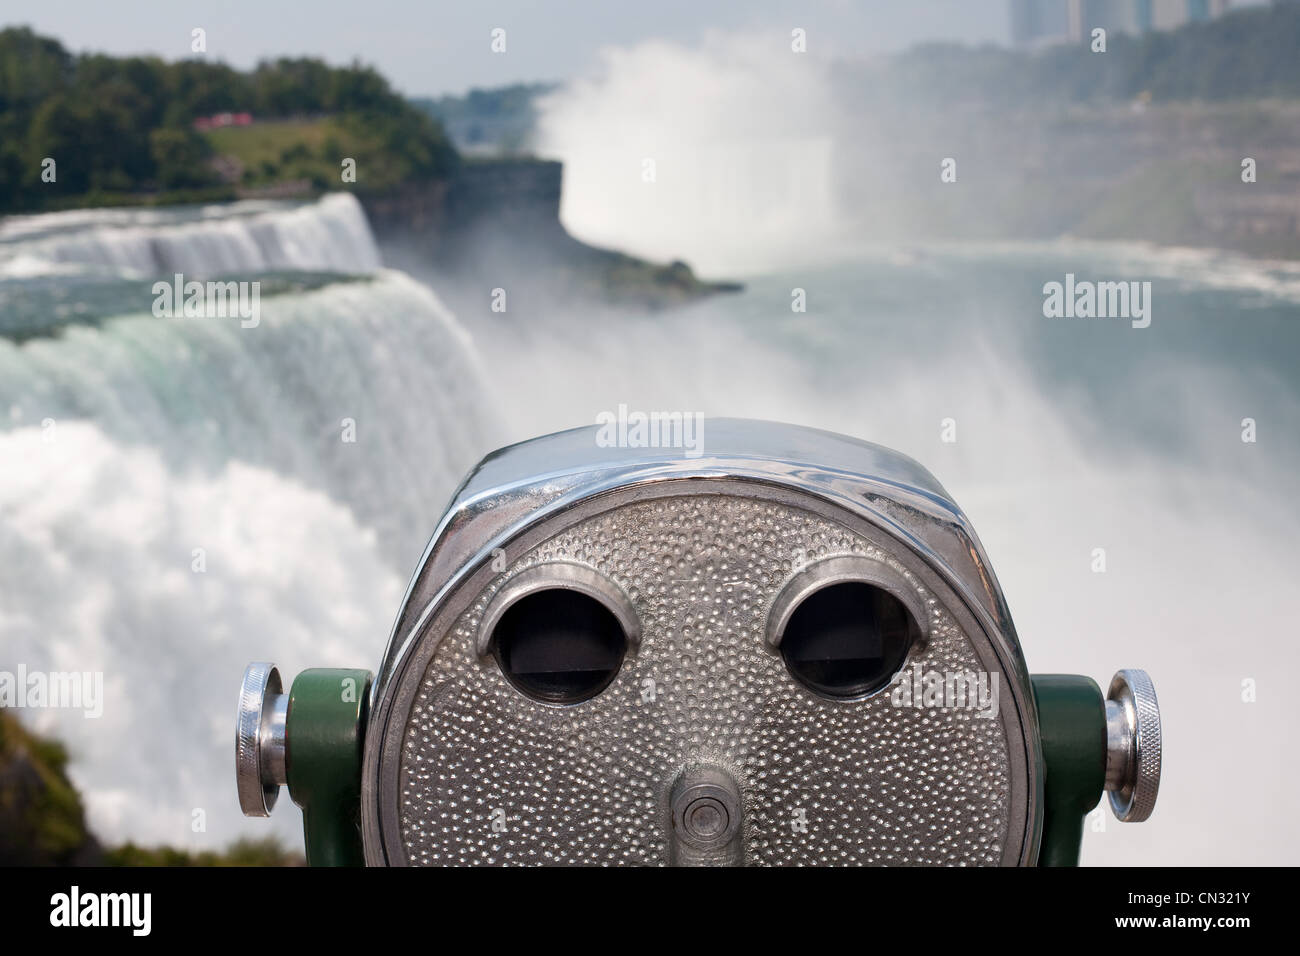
[5,0,1014,97]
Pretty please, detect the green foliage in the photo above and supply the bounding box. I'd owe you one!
[150,127,217,189]
[0,26,73,120]
[1,708,94,865]
[2,710,303,866]
[200,112,455,191]
[105,836,303,867]
[0,27,458,212]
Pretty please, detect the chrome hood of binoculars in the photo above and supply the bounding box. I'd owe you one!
[362,419,1044,865]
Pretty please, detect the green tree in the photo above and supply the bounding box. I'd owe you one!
[150,127,218,189]
[0,26,460,211]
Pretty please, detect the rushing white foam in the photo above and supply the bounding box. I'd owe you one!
[535,34,848,276]
[0,198,294,242]
[873,236,1300,307]
[0,421,403,850]
[1,268,504,566]
[0,193,380,279]
[0,189,509,854]
[0,260,505,851]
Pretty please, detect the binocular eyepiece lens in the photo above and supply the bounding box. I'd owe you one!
[779,582,919,699]
[491,588,628,704]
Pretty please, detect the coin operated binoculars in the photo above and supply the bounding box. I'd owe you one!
[236,420,1161,866]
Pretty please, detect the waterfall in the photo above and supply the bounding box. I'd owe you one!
[0,193,381,279]
[0,194,503,851]
[1,269,502,560]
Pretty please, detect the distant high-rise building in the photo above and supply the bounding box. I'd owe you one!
[1010,0,1232,46]
[1010,0,1071,46]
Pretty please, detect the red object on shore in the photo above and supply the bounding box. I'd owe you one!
[192,112,254,130]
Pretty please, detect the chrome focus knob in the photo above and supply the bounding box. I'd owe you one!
[235,662,288,817]
[1104,669,1162,822]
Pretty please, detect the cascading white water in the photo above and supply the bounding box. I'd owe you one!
[0,193,381,279]
[1,269,501,562]
[0,195,503,851]
[1,420,407,849]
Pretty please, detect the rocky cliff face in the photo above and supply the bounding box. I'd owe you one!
[0,710,102,866]
[834,100,1300,258]
[362,158,565,249]
[361,158,739,316]
[1,710,303,866]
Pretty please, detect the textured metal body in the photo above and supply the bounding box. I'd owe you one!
[361,419,1044,865]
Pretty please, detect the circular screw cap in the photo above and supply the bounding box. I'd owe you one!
[669,767,743,863]
[1105,668,1162,823]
